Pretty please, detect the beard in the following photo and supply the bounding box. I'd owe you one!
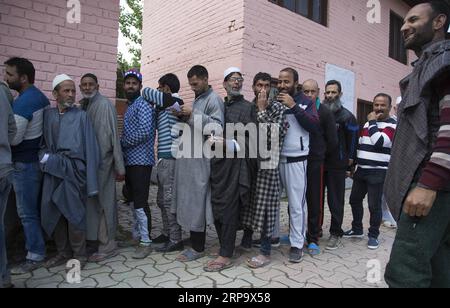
[323,97,342,113]
[81,90,97,99]
[404,21,434,52]
[126,90,140,102]
[7,81,21,92]
[226,85,242,98]
[280,86,296,97]
[59,99,75,110]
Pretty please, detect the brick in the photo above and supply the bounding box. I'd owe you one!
[10,7,26,17]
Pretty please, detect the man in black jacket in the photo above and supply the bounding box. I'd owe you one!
[302,79,338,255]
[322,80,359,251]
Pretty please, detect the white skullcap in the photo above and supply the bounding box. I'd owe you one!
[52,74,73,90]
[223,67,241,80]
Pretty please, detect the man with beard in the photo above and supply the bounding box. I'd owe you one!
[384,1,450,288]
[275,68,319,263]
[302,79,338,256]
[78,73,126,263]
[3,57,49,274]
[241,73,287,269]
[172,65,224,263]
[41,75,100,269]
[343,94,396,250]
[206,67,257,272]
[322,80,359,251]
[121,70,156,260]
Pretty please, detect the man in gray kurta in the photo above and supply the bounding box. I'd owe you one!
[41,75,100,269]
[0,81,16,288]
[172,65,224,262]
[79,74,125,262]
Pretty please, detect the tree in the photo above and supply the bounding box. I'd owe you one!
[117,0,143,98]
[119,0,143,65]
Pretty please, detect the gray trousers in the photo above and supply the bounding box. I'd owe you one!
[97,211,117,254]
[0,176,12,287]
[279,160,308,249]
[54,217,87,259]
[157,159,182,243]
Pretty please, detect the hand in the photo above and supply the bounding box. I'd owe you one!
[256,89,269,111]
[367,112,381,122]
[403,187,437,217]
[348,159,354,167]
[207,135,224,145]
[277,93,296,108]
[180,104,193,117]
[116,174,125,182]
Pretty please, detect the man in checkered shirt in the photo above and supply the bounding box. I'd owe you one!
[121,70,156,260]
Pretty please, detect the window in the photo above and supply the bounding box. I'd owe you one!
[357,99,373,128]
[389,11,407,65]
[269,0,328,26]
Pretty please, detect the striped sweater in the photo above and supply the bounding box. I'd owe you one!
[142,88,184,159]
[419,83,450,190]
[357,118,397,170]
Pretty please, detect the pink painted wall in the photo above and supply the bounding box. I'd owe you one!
[143,0,415,109]
[0,0,120,101]
[141,0,245,102]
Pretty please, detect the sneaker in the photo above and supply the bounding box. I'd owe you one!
[326,236,342,251]
[152,234,170,244]
[253,238,280,248]
[132,244,153,259]
[343,230,364,239]
[382,221,397,229]
[368,237,380,250]
[118,239,140,248]
[289,247,303,263]
[10,260,44,275]
[307,243,321,256]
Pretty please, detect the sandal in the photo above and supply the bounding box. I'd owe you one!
[203,260,233,272]
[176,248,205,262]
[88,250,119,263]
[246,255,271,269]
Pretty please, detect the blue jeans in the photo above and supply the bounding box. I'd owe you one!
[0,176,12,287]
[12,162,45,261]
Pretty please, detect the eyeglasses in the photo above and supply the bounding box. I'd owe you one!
[228,77,244,83]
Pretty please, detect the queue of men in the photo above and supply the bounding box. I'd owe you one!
[0,1,448,289]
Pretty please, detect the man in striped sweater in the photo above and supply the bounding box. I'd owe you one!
[343,94,396,250]
[142,74,185,253]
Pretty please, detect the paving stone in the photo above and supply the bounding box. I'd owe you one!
[178,276,213,288]
[59,277,98,288]
[90,273,119,288]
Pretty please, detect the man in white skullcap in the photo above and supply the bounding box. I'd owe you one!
[41,74,100,269]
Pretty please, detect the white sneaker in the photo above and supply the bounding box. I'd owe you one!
[383,221,397,229]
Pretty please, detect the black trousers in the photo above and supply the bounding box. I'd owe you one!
[349,168,385,239]
[125,166,153,232]
[306,160,325,245]
[190,231,206,253]
[324,169,346,237]
[214,221,238,258]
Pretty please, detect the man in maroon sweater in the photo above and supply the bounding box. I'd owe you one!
[384,1,450,288]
